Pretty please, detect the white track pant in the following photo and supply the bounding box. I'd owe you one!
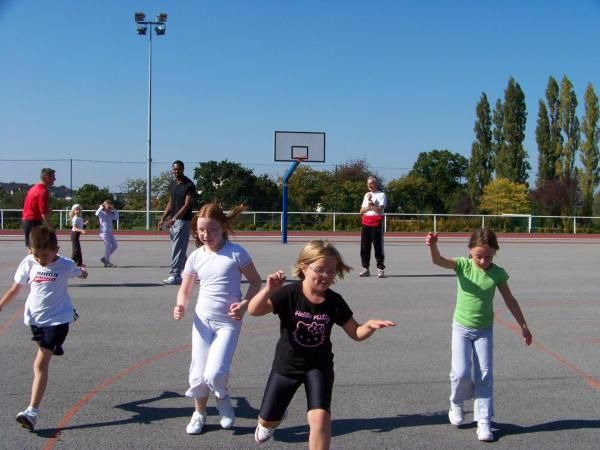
[185,313,241,400]
[450,321,494,423]
[99,233,118,261]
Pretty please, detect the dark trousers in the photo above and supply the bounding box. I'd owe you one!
[360,223,385,270]
[22,219,43,247]
[71,231,83,266]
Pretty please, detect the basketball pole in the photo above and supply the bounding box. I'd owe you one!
[281,159,302,244]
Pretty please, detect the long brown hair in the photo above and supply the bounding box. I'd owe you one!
[468,228,499,251]
[191,203,246,246]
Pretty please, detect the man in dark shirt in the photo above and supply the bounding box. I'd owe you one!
[22,168,56,247]
[158,161,196,285]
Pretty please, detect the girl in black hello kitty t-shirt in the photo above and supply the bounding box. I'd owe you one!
[248,240,395,449]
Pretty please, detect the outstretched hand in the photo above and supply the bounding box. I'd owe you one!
[366,319,396,330]
[425,232,438,246]
[266,271,286,291]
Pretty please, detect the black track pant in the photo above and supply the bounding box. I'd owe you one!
[360,223,385,270]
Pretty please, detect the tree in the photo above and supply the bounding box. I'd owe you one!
[492,98,504,166]
[558,75,580,183]
[75,184,112,210]
[579,83,599,217]
[535,100,553,187]
[494,77,530,184]
[193,160,279,211]
[557,76,581,215]
[545,76,563,180]
[286,165,332,211]
[330,159,375,212]
[386,175,433,213]
[121,171,177,211]
[409,149,468,213]
[479,178,530,214]
[467,93,493,206]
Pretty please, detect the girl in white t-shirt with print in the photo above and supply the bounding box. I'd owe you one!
[173,203,262,436]
[69,204,88,267]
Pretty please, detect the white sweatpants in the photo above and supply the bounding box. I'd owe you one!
[450,321,494,423]
[99,233,118,261]
[185,313,242,400]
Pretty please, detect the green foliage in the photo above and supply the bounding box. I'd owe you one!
[494,77,530,184]
[409,149,468,213]
[558,75,580,185]
[479,178,530,214]
[286,165,331,211]
[386,175,433,213]
[579,83,599,217]
[75,184,112,210]
[535,100,554,187]
[193,160,279,211]
[467,93,493,206]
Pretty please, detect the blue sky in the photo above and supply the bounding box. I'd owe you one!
[1,0,599,192]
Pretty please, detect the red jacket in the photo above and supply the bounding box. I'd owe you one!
[22,183,50,221]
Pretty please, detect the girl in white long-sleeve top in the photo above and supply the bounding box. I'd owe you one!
[95,200,118,267]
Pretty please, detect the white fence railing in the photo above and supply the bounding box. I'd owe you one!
[1,209,599,234]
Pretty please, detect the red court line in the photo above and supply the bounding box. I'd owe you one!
[494,314,600,391]
[0,305,23,337]
[44,343,191,450]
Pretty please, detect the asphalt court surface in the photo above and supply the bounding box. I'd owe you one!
[1,232,599,449]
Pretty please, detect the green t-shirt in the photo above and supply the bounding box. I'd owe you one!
[453,257,509,329]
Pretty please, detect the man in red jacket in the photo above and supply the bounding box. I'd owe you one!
[22,168,56,247]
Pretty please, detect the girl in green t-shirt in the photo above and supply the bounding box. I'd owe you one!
[426,228,532,442]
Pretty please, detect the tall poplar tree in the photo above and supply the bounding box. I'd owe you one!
[535,100,553,187]
[467,93,493,205]
[579,83,599,217]
[545,76,562,178]
[558,75,580,182]
[494,77,530,184]
[492,98,504,169]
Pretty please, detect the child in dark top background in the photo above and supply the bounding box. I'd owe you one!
[248,239,395,449]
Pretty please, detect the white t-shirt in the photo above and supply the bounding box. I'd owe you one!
[183,241,252,322]
[361,190,387,216]
[72,216,83,231]
[14,254,82,326]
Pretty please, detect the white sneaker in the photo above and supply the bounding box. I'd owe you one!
[16,408,38,431]
[377,269,385,278]
[476,421,494,442]
[163,276,182,285]
[186,411,206,435]
[359,268,370,277]
[255,423,275,444]
[216,396,235,429]
[448,405,464,426]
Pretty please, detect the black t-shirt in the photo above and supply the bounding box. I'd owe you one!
[270,281,353,376]
[169,176,196,221]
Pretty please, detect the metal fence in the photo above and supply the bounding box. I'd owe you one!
[1,208,599,234]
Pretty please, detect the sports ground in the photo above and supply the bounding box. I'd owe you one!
[1,231,599,449]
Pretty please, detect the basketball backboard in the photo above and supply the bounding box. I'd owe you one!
[274,131,326,162]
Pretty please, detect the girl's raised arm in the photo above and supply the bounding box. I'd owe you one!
[248,271,285,316]
[426,232,456,270]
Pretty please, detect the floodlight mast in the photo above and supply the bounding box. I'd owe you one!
[134,12,167,230]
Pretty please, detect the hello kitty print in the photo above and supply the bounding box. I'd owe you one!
[292,310,331,348]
